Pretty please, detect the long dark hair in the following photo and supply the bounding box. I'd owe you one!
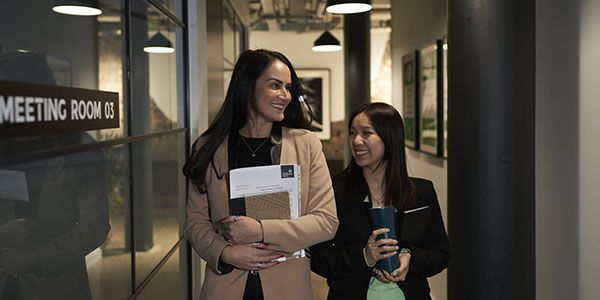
[183,49,312,193]
[337,102,416,211]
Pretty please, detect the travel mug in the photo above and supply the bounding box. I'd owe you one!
[368,206,400,274]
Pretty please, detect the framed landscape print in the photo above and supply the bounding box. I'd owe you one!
[418,40,443,156]
[402,51,419,149]
[297,69,331,140]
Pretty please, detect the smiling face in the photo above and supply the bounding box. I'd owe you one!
[349,112,386,172]
[250,59,292,128]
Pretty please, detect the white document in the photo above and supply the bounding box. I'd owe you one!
[229,164,305,258]
[230,164,301,219]
[0,169,30,202]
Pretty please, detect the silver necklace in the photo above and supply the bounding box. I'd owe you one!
[370,193,384,207]
[240,135,269,158]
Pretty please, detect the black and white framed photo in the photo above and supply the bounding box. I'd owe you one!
[296,69,331,140]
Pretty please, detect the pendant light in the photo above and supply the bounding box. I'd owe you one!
[52,0,102,16]
[143,32,175,54]
[312,30,342,52]
[325,0,372,14]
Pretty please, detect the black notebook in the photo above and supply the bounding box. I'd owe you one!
[400,206,430,245]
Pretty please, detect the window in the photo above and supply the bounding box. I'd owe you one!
[0,0,189,298]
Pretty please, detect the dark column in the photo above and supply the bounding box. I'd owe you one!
[125,0,154,252]
[343,12,370,163]
[447,1,535,299]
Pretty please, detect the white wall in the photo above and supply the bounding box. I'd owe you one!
[371,28,390,81]
[578,1,600,298]
[536,0,600,299]
[371,28,392,104]
[391,1,448,300]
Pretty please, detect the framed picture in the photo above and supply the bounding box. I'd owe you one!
[296,69,331,140]
[402,51,419,149]
[418,40,443,156]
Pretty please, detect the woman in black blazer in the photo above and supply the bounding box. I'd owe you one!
[310,103,449,299]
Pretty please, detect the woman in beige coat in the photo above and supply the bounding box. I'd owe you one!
[183,49,338,300]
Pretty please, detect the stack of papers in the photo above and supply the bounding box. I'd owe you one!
[229,164,304,258]
[0,169,30,202]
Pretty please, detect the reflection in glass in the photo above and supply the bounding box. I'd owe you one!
[135,246,182,300]
[0,0,127,154]
[0,133,110,299]
[131,1,183,135]
[87,143,132,300]
[98,5,127,139]
[150,0,183,21]
[132,133,185,287]
[143,32,175,54]
[52,0,103,16]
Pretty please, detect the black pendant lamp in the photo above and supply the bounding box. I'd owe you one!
[143,32,175,54]
[52,0,102,16]
[312,30,342,52]
[326,0,372,14]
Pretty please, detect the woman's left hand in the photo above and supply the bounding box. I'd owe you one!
[219,216,263,245]
[375,251,411,283]
[0,247,39,274]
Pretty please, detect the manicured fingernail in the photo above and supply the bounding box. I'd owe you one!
[220,217,227,222]
[264,243,270,247]
[384,228,390,232]
[279,254,284,258]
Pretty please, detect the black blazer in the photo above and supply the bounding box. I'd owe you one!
[310,175,449,300]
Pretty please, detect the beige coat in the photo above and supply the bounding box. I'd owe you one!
[0,146,110,300]
[185,127,338,300]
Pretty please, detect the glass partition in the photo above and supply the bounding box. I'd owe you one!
[0,0,128,154]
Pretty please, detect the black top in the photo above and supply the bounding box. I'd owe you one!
[227,131,273,300]
[310,173,450,300]
[233,134,272,169]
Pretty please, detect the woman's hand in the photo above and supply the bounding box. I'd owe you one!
[0,218,36,247]
[220,243,283,272]
[0,247,39,274]
[375,251,411,283]
[219,216,263,245]
[364,228,399,266]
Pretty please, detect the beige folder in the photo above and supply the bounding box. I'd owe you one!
[244,191,291,220]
